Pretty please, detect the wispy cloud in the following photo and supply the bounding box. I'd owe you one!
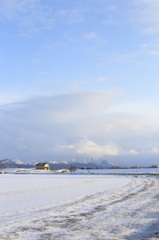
[133,0,159,34]
[84,31,102,43]
[96,76,109,82]
[55,8,86,24]
[0,0,86,33]
[103,16,118,26]
[139,41,159,56]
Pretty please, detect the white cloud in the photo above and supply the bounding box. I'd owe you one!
[96,76,109,82]
[133,0,159,34]
[103,16,118,26]
[151,147,159,154]
[0,0,86,33]
[118,119,143,131]
[55,139,120,159]
[76,140,120,158]
[129,150,139,155]
[49,89,123,123]
[0,91,159,163]
[84,32,102,43]
[139,41,159,57]
[107,101,159,126]
[103,123,114,132]
[144,50,159,56]
[56,8,86,24]
[0,0,53,29]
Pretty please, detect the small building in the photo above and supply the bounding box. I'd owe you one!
[36,163,50,170]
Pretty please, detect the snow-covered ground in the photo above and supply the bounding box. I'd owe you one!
[0,174,159,239]
[1,167,158,175]
[76,167,159,175]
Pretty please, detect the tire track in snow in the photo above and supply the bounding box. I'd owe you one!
[0,176,159,240]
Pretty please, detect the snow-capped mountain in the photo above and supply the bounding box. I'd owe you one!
[0,159,17,168]
[0,159,34,169]
[47,159,113,170]
[0,158,114,169]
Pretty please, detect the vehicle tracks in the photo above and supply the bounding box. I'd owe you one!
[1,176,159,240]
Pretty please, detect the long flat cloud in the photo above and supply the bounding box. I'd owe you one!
[0,90,159,165]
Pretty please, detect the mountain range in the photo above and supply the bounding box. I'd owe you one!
[0,159,113,170]
[0,159,35,169]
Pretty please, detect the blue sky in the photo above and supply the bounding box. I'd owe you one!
[0,0,159,165]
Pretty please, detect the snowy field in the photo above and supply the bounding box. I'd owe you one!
[0,174,159,240]
[1,167,159,175]
[76,167,159,175]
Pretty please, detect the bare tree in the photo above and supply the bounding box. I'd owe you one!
[69,165,77,173]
